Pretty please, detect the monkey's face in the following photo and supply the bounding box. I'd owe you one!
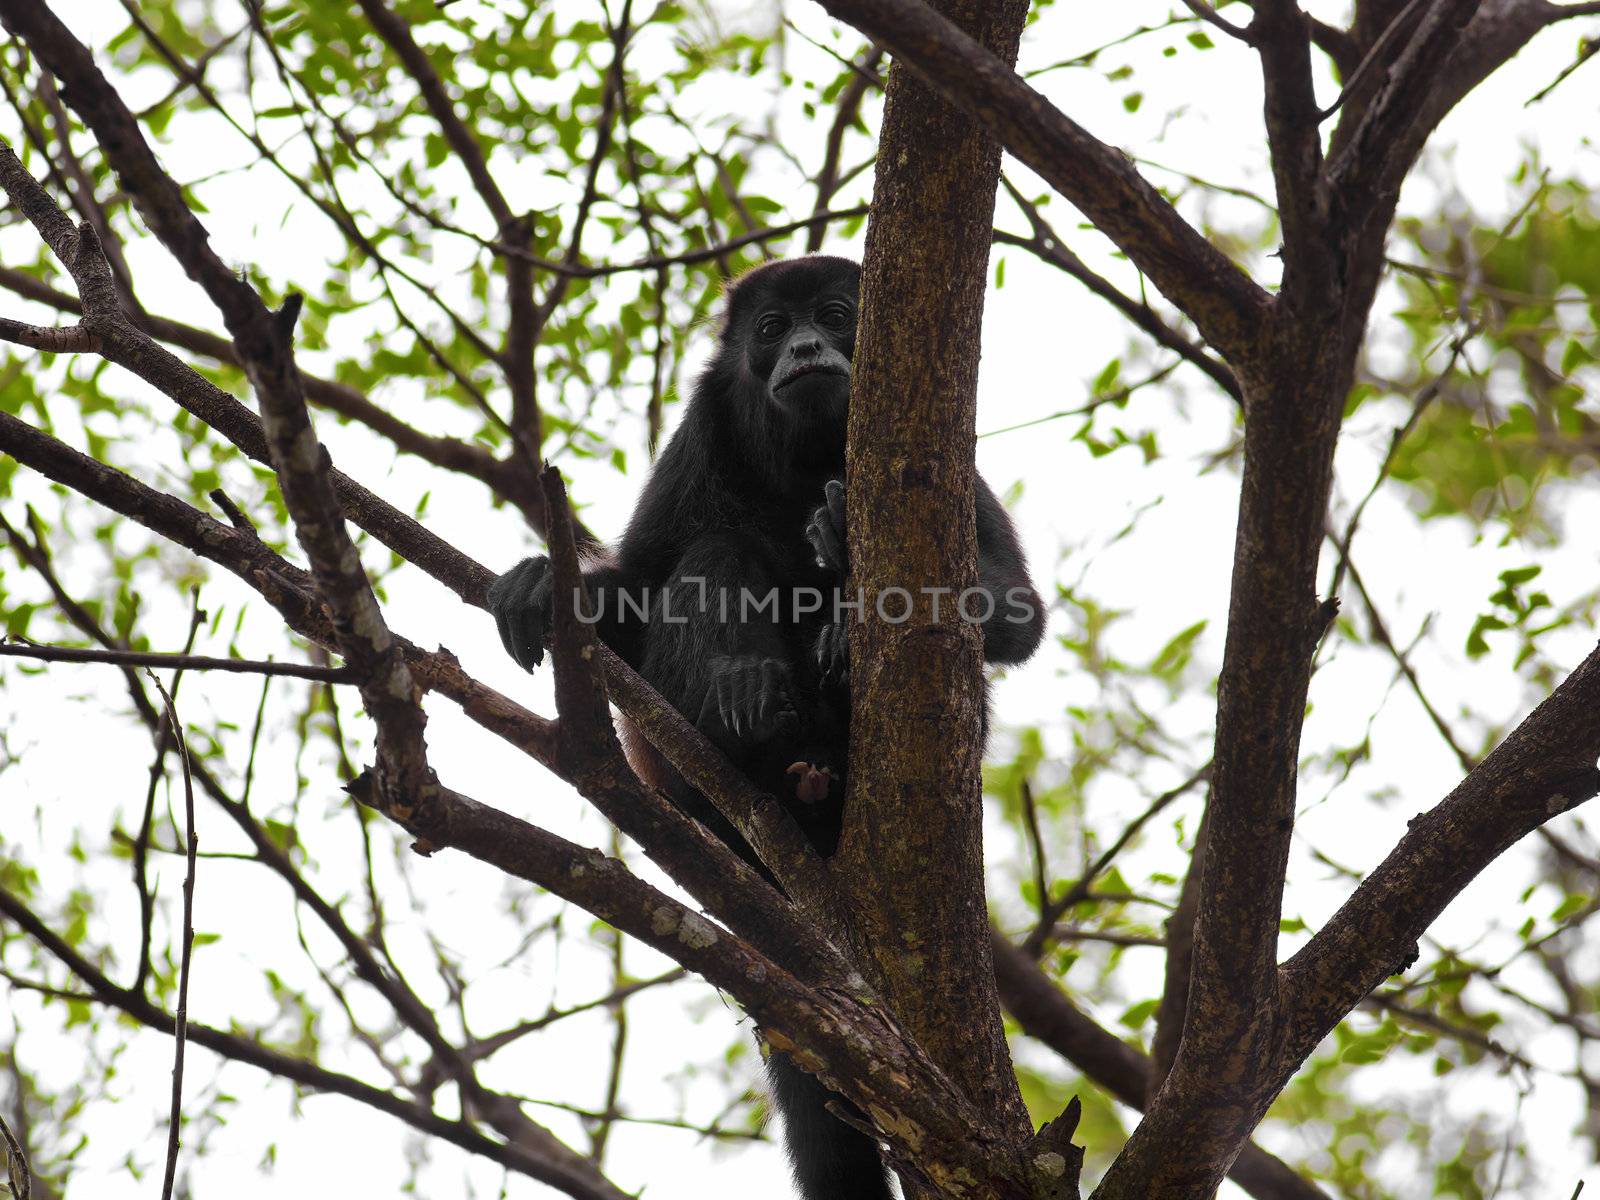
[729,261,858,429]
[757,298,853,415]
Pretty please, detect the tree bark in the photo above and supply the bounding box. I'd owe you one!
[838,0,1034,1192]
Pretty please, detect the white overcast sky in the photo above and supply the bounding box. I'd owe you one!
[2,1,1599,1198]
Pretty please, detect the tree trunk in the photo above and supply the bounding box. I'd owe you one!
[839,1,1034,1193]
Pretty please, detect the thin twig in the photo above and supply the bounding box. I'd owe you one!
[1024,763,1211,956]
[1019,778,1050,924]
[1327,323,1476,598]
[0,640,355,681]
[1525,35,1598,105]
[148,672,197,1200]
[1318,0,1430,120]
[0,1109,30,1200]
[1180,0,1255,44]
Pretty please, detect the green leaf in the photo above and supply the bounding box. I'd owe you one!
[1119,998,1159,1028]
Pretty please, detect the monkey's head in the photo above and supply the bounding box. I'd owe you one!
[719,256,860,460]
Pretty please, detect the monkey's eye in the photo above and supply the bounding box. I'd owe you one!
[817,302,853,329]
[756,313,789,339]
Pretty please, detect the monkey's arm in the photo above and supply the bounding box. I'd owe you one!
[975,476,1046,665]
[487,557,642,671]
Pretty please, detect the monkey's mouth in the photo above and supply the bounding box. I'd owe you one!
[775,364,849,391]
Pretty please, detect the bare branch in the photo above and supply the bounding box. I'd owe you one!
[1022,764,1210,956]
[991,933,1333,1200]
[0,315,95,351]
[0,885,633,1200]
[1280,646,1600,1062]
[994,179,1242,403]
[1181,0,1256,43]
[149,675,197,1200]
[1252,0,1335,303]
[810,0,1273,361]
[0,641,355,681]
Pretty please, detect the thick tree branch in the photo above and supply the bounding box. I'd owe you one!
[1279,644,1600,1062]
[0,315,95,352]
[1325,0,1483,229]
[836,0,1043,1182]
[403,783,1039,1200]
[811,0,1273,362]
[991,934,1332,1200]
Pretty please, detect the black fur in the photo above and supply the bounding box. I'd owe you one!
[487,255,1044,1200]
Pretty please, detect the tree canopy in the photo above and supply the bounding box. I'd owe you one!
[1,2,1599,1198]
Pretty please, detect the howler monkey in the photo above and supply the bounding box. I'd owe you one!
[488,255,1044,1200]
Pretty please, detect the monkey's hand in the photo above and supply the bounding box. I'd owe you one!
[815,622,849,692]
[806,478,847,576]
[698,655,800,745]
[487,556,554,671]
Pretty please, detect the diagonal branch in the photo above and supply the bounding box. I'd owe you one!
[995,179,1242,403]
[0,263,552,529]
[0,885,633,1200]
[991,933,1332,1200]
[0,406,846,986]
[1279,645,1600,1063]
[810,0,1273,362]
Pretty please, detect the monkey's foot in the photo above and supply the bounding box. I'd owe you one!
[785,761,835,806]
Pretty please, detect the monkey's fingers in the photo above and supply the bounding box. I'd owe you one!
[755,658,799,740]
[732,665,756,738]
[489,557,552,671]
[815,623,849,689]
[508,600,546,671]
[807,510,846,574]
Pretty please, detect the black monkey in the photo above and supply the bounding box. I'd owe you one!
[488,255,1044,1200]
